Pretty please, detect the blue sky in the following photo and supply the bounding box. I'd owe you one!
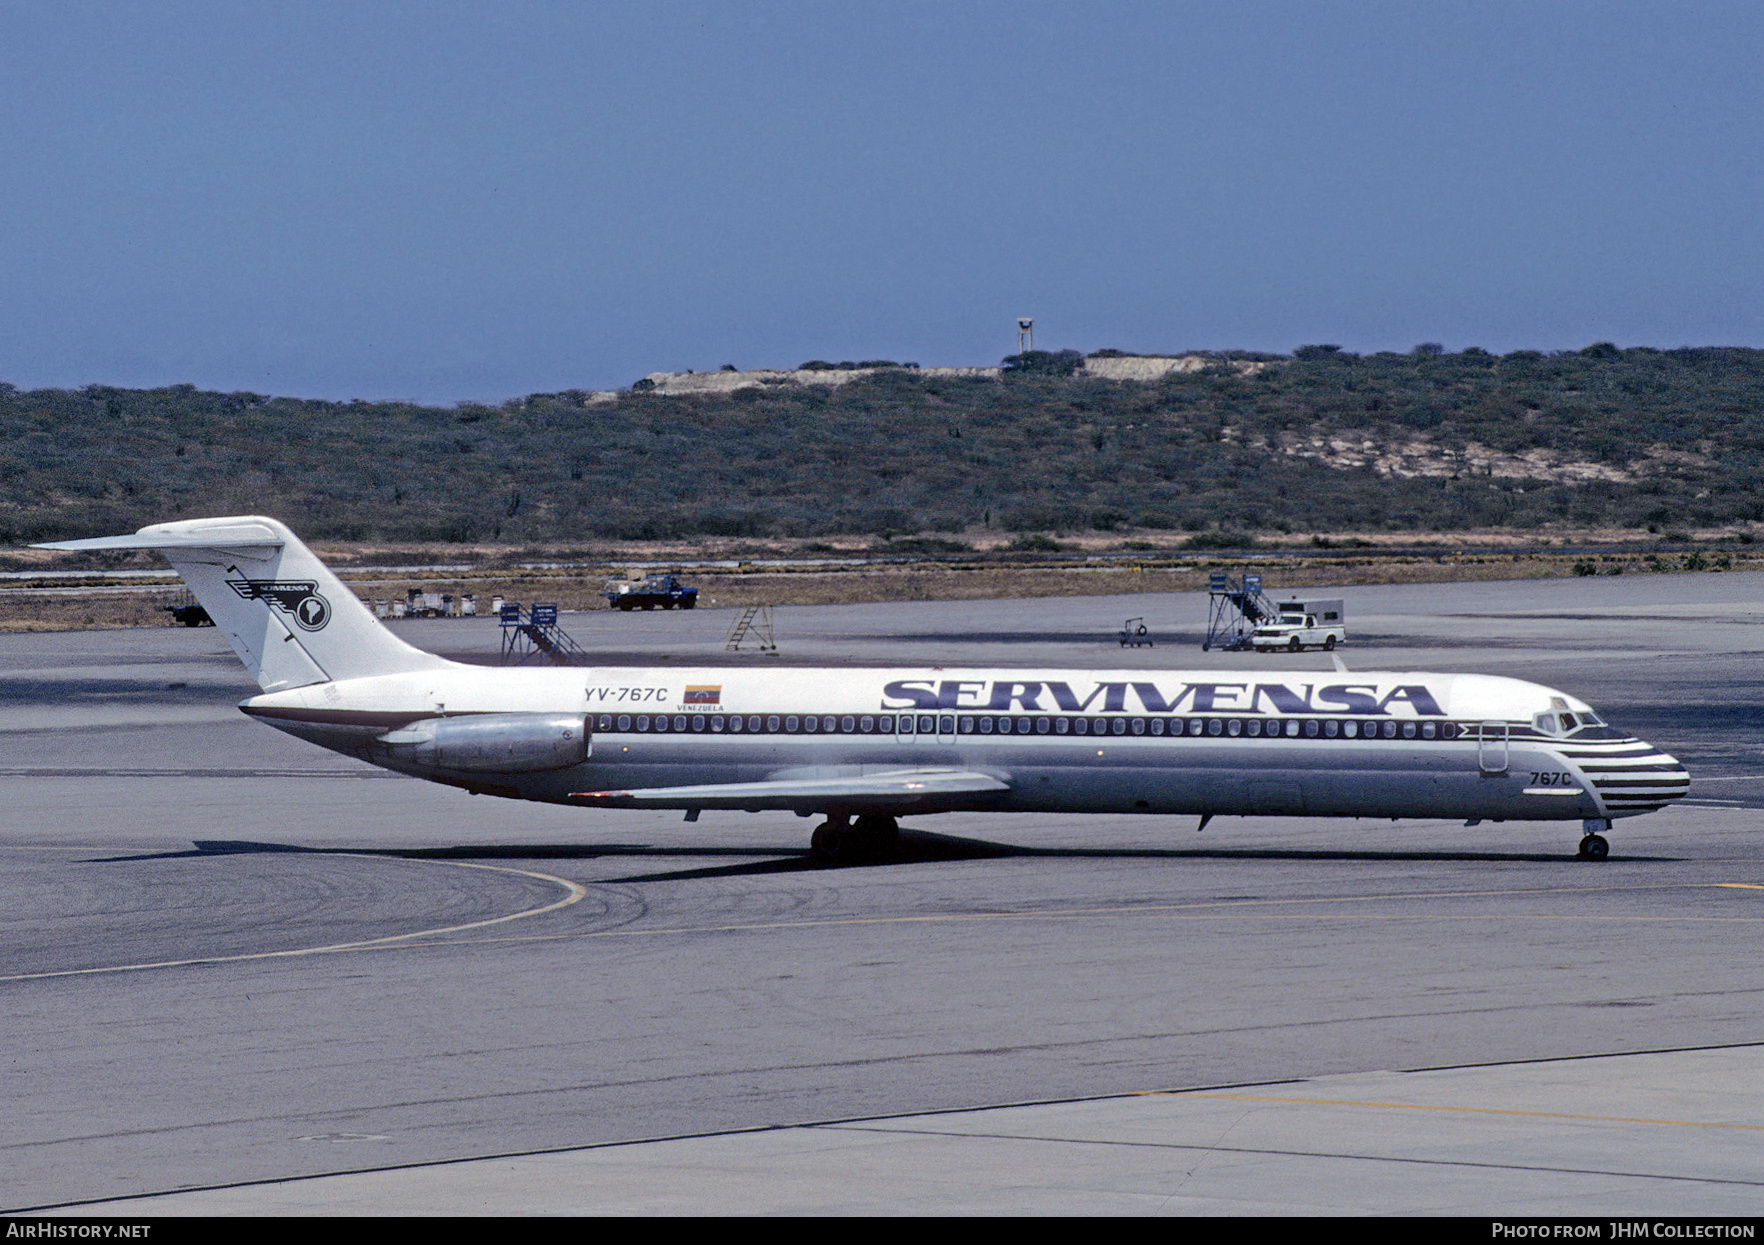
[2,1,1760,402]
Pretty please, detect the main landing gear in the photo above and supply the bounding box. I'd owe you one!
[809,813,900,862]
[1578,818,1611,861]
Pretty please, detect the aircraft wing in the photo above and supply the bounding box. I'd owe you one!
[570,768,1010,811]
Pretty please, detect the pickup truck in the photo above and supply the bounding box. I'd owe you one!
[604,573,698,611]
[1252,610,1345,652]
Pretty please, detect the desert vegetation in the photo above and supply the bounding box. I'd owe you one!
[4,344,1763,548]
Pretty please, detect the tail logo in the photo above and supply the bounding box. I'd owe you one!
[227,578,332,631]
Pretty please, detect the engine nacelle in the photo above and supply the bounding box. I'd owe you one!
[377,713,590,773]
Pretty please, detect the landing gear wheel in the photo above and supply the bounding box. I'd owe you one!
[853,814,900,851]
[810,813,853,861]
[1577,833,1609,861]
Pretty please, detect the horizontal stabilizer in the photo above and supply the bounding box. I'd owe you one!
[36,522,284,553]
[571,768,1010,812]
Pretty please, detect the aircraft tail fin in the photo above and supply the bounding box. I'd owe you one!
[36,516,454,692]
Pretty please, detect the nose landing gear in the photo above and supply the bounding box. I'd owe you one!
[1577,818,1611,861]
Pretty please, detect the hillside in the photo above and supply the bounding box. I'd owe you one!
[5,344,1763,546]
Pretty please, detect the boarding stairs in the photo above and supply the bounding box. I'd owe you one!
[725,604,778,653]
[499,602,588,665]
[1203,571,1279,651]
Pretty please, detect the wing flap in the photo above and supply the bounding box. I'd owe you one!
[571,768,1010,811]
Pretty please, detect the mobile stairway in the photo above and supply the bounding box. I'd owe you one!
[1202,570,1278,651]
[499,602,588,665]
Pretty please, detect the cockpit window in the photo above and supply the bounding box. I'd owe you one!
[1535,709,1622,739]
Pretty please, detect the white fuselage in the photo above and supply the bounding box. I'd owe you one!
[241,663,1688,824]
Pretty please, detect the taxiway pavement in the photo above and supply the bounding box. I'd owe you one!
[1,573,1760,1215]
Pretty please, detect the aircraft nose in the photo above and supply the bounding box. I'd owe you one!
[1583,738,1690,816]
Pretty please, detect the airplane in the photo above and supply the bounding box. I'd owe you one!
[38,516,1688,861]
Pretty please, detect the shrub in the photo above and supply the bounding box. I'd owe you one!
[1184,530,1257,550]
[1001,350,1084,377]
